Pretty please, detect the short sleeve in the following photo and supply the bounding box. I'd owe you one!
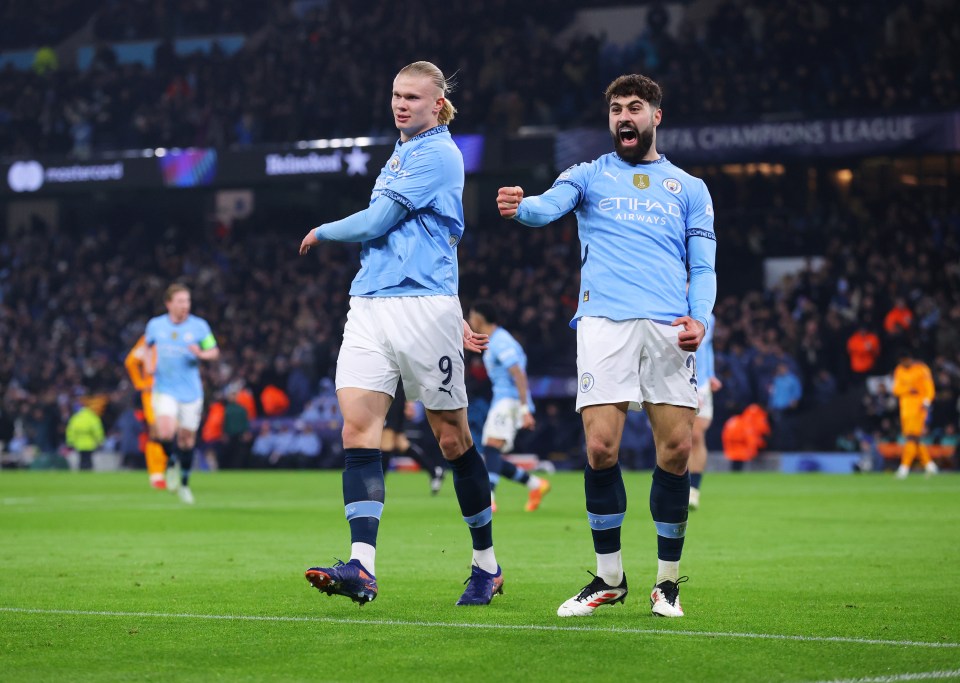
[145,319,157,345]
[496,345,520,367]
[198,319,217,349]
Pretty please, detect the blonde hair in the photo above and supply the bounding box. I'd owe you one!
[397,61,457,125]
[164,282,190,302]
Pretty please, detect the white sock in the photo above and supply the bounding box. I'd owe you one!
[925,461,939,473]
[657,560,680,585]
[596,551,623,585]
[350,542,376,577]
[472,547,498,574]
[526,474,542,490]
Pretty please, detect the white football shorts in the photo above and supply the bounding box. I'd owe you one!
[152,393,204,431]
[576,317,698,413]
[336,295,468,411]
[697,384,714,422]
[481,398,524,453]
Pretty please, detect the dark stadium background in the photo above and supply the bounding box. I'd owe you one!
[0,0,958,474]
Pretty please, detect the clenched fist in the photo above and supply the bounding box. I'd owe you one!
[496,186,524,219]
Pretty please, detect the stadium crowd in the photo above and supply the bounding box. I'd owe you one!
[0,176,957,462]
[1,0,958,465]
[1,0,957,156]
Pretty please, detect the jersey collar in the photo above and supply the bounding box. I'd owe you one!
[613,152,667,166]
[399,125,448,145]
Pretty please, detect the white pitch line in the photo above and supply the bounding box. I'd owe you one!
[1,607,958,650]
[812,669,960,683]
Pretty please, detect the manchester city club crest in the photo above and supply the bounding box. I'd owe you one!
[388,155,401,172]
[633,173,650,190]
[663,178,682,194]
[580,373,595,393]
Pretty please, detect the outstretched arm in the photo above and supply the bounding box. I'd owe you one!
[496,184,580,227]
[299,196,408,254]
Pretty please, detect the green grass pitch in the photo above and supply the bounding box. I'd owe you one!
[1,469,958,682]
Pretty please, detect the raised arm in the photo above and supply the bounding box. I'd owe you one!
[496,184,581,227]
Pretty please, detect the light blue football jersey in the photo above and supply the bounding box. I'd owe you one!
[483,327,535,412]
[350,125,465,297]
[144,314,215,403]
[695,313,716,388]
[515,153,716,329]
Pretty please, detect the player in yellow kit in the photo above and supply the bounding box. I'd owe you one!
[125,335,169,489]
[891,350,938,479]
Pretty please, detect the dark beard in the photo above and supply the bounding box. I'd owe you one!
[611,126,654,162]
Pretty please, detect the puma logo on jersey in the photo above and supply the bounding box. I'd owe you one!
[603,171,620,181]
[438,387,452,395]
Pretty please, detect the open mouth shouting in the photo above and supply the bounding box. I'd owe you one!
[618,124,639,146]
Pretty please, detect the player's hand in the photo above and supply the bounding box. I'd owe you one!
[463,319,489,352]
[521,412,536,430]
[186,343,202,357]
[299,229,319,255]
[710,377,723,392]
[496,186,524,219]
[672,316,705,352]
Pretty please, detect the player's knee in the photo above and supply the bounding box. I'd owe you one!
[437,431,469,459]
[585,434,619,469]
[341,420,374,448]
[658,429,692,467]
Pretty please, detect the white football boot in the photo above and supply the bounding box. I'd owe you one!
[557,573,628,617]
[650,577,687,617]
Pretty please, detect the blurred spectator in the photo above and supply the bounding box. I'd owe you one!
[810,369,838,406]
[768,363,802,448]
[268,422,297,467]
[114,404,145,469]
[222,390,253,468]
[884,297,914,336]
[250,422,275,465]
[201,398,226,469]
[65,403,105,470]
[260,384,290,417]
[0,405,15,458]
[290,420,322,469]
[883,296,914,359]
[722,413,754,472]
[862,381,898,438]
[847,324,882,377]
[769,363,803,414]
[1,1,958,156]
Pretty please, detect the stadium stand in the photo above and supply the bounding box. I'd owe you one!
[0,1,957,468]
[0,0,955,155]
